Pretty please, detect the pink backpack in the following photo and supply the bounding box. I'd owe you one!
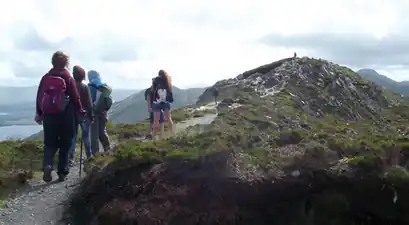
[39,74,70,114]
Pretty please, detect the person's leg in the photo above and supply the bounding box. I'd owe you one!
[42,116,59,182]
[163,103,173,134]
[98,112,111,152]
[152,104,161,138]
[57,112,75,181]
[80,121,92,158]
[90,114,100,155]
[69,122,79,166]
[159,110,165,137]
[147,112,154,138]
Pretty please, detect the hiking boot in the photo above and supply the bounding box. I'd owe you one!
[103,146,111,152]
[43,166,53,183]
[146,134,153,140]
[58,174,67,182]
[68,160,74,167]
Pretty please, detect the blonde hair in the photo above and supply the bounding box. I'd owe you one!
[158,70,172,90]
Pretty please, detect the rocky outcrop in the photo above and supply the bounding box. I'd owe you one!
[199,57,399,121]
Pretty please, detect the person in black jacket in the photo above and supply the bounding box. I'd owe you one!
[144,83,165,139]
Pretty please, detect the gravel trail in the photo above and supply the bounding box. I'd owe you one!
[0,162,83,225]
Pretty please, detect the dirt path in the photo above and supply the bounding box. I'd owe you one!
[0,112,217,225]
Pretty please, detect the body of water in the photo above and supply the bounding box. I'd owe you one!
[0,125,42,141]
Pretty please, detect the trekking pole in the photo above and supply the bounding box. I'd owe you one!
[79,135,83,178]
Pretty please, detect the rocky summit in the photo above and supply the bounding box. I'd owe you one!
[199,57,396,121]
[64,57,409,225]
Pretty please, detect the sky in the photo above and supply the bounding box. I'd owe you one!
[0,0,408,89]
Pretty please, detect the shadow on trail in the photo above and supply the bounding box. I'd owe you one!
[26,180,60,193]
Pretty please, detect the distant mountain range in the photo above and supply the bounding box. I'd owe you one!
[108,86,207,124]
[0,85,137,105]
[0,86,138,126]
[6,68,404,127]
[0,86,38,105]
[0,84,207,126]
[356,69,409,96]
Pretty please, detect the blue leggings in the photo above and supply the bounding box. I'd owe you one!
[70,121,91,160]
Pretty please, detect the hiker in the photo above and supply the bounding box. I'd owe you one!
[87,70,112,153]
[151,70,174,139]
[144,82,165,139]
[69,65,94,166]
[212,87,219,104]
[34,51,85,182]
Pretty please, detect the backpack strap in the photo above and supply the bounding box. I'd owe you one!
[89,83,97,89]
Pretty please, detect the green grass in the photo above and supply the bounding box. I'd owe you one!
[86,77,409,182]
[0,120,164,204]
[0,140,43,201]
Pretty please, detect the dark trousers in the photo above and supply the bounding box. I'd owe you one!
[90,112,111,154]
[42,105,75,176]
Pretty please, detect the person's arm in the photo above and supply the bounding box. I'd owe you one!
[35,76,45,117]
[146,94,152,110]
[84,85,94,120]
[62,70,83,112]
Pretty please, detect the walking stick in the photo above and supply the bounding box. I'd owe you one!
[79,134,83,178]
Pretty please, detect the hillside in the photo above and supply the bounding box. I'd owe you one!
[0,86,38,105]
[64,57,409,225]
[0,85,137,106]
[0,87,138,127]
[357,68,409,96]
[108,86,206,124]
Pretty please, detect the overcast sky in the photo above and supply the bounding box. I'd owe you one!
[0,0,407,89]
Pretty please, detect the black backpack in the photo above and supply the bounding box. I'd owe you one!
[152,77,174,103]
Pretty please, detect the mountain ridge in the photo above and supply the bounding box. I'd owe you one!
[0,86,139,126]
[357,68,409,96]
[64,56,409,225]
[108,86,207,124]
[0,85,138,105]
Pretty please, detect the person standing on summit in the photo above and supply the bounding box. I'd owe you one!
[68,65,94,166]
[87,70,112,154]
[35,51,85,182]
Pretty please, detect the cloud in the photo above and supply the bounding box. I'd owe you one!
[12,25,58,52]
[10,60,48,78]
[260,33,409,69]
[0,0,408,89]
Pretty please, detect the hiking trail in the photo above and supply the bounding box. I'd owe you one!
[0,107,217,225]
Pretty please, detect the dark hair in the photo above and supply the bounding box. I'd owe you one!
[51,51,69,69]
[158,70,172,90]
[73,65,85,81]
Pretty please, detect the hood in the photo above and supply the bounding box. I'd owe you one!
[87,70,103,87]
